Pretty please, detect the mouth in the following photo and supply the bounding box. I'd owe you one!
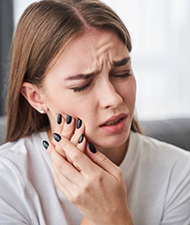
[100,114,128,127]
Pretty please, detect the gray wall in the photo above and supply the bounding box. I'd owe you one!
[0,0,14,115]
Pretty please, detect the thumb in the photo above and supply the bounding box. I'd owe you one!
[87,143,121,179]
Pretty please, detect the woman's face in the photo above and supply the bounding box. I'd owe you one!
[42,29,136,148]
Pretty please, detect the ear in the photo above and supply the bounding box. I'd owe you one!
[21,82,48,113]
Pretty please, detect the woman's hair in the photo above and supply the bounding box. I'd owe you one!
[6,0,142,142]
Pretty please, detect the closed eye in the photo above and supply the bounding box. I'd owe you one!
[112,70,132,78]
[72,80,93,93]
[71,70,132,92]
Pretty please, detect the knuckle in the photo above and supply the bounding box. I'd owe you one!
[92,171,103,184]
[55,160,65,173]
[82,180,91,193]
[98,152,108,164]
[117,167,123,177]
[72,151,82,163]
[69,192,81,205]
[55,145,62,154]
[59,139,71,154]
[66,193,75,204]
[69,182,92,205]
[116,167,124,181]
[61,138,69,150]
[63,128,74,137]
[68,195,75,204]
[72,187,89,204]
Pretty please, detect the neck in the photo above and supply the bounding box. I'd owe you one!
[97,138,130,166]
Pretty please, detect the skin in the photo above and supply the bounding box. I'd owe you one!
[21,29,136,224]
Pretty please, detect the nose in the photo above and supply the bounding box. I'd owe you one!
[98,79,123,109]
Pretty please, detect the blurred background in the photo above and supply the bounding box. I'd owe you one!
[1,0,190,121]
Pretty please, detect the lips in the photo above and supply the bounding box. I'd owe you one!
[100,114,127,127]
[99,113,128,134]
[103,118,123,126]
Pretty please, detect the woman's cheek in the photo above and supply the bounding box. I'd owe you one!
[123,78,136,104]
[63,97,92,123]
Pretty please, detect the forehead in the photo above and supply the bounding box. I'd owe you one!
[65,29,127,58]
[47,29,129,76]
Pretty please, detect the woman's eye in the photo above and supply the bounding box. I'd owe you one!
[72,81,92,93]
[113,70,132,78]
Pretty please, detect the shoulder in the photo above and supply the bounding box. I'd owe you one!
[130,131,190,164]
[0,131,48,179]
[129,132,190,190]
[0,131,47,156]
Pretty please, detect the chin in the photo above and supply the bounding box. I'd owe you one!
[92,128,131,149]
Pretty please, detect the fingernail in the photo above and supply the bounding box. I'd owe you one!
[88,143,97,154]
[42,140,49,149]
[57,114,62,124]
[66,115,72,124]
[78,134,84,144]
[53,133,61,142]
[77,118,82,129]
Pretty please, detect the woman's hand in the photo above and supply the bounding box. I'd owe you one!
[46,114,134,225]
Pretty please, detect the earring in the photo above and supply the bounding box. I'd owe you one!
[39,109,45,114]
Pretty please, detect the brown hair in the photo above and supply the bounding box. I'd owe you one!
[6,0,141,142]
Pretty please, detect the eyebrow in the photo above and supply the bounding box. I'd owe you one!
[65,70,99,81]
[113,57,131,67]
[65,57,131,81]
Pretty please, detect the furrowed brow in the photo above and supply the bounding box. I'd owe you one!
[113,57,131,67]
[65,70,99,81]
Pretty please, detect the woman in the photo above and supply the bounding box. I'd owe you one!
[0,0,189,224]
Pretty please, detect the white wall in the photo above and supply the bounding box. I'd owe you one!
[13,0,40,26]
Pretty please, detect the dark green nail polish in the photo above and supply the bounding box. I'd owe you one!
[42,140,49,150]
[88,143,97,154]
[53,133,61,142]
[57,114,62,124]
[77,118,82,129]
[66,115,72,124]
[78,134,84,144]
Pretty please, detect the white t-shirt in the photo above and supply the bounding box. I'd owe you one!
[120,132,190,225]
[0,131,190,225]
